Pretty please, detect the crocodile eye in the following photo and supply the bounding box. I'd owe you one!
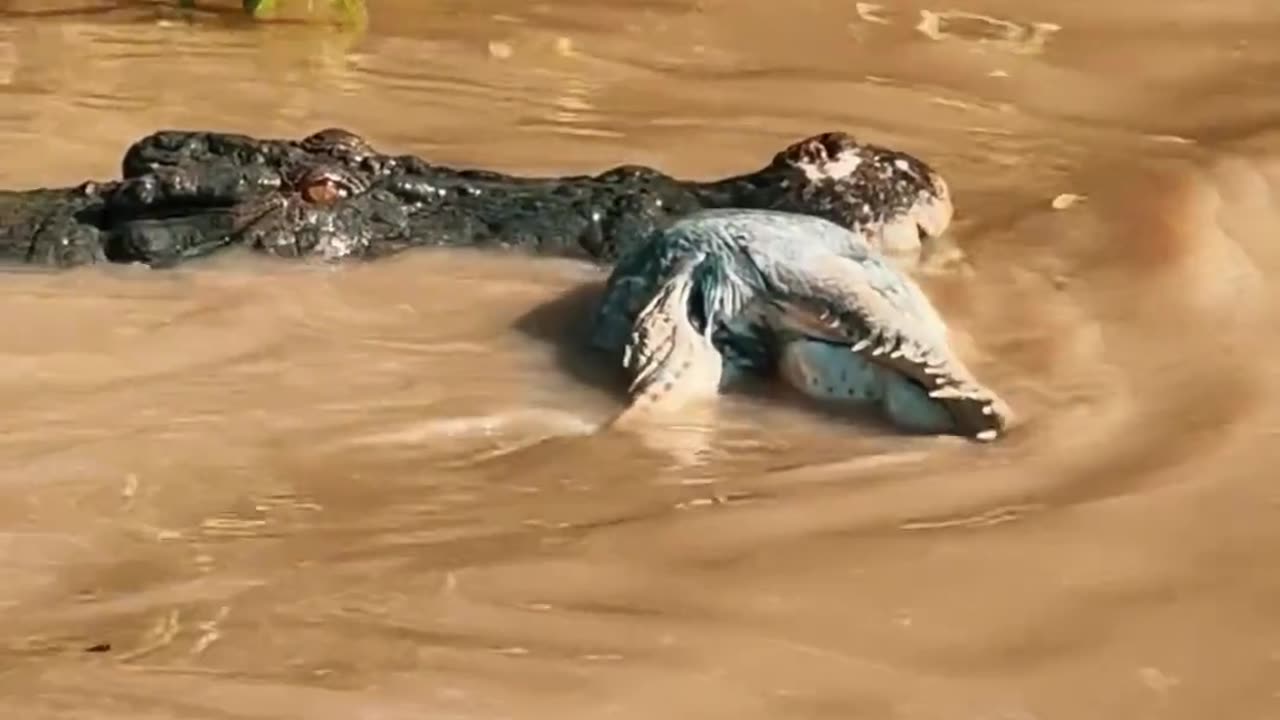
[294,166,367,205]
[302,176,347,205]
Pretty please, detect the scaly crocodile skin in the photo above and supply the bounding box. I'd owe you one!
[1,128,953,269]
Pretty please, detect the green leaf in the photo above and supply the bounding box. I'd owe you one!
[242,0,368,28]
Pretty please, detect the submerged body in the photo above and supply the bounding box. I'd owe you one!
[591,209,1012,440]
[0,129,953,269]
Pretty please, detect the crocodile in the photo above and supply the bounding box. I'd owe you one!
[0,127,1003,439]
[0,128,954,269]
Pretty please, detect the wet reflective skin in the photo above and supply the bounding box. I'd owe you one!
[0,128,955,268]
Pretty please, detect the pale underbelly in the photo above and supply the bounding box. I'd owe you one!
[777,339,955,434]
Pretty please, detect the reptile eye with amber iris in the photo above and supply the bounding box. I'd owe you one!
[293,166,368,205]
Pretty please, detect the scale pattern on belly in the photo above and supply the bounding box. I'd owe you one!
[778,339,956,433]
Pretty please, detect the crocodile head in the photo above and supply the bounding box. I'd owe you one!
[11,127,960,270]
[116,127,961,269]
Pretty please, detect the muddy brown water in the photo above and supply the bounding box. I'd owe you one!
[2,1,1280,718]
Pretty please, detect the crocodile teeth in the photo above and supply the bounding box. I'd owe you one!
[928,386,972,400]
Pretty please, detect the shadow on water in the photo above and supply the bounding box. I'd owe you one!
[510,279,631,402]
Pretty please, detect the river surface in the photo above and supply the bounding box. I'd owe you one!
[2,1,1280,718]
